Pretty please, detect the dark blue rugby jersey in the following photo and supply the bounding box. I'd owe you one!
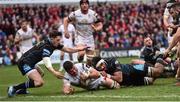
[20,38,64,66]
[104,58,121,75]
[141,45,160,65]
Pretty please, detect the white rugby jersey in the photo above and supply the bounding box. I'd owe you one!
[58,24,76,44]
[68,9,99,37]
[15,26,34,48]
[63,63,99,88]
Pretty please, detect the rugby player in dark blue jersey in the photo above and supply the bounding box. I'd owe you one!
[7,31,88,97]
[132,37,163,66]
[92,57,170,86]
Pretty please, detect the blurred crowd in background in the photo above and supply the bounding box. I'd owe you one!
[0,1,169,65]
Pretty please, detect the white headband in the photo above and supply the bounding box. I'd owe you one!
[96,59,105,68]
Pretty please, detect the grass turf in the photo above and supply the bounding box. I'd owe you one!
[0,57,180,101]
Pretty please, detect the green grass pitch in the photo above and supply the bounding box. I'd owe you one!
[1,57,180,101]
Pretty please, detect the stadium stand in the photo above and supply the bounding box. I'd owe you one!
[0,1,169,65]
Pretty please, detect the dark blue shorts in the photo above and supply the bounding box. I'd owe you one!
[17,60,35,76]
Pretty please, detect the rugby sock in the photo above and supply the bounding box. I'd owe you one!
[14,79,35,90]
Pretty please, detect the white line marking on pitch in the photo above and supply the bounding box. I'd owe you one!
[1,95,180,99]
[23,95,180,98]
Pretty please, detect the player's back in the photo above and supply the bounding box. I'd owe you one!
[20,38,63,66]
[104,58,121,75]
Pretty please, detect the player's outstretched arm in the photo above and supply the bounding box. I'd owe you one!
[43,57,64,79]
[61,46,88,53]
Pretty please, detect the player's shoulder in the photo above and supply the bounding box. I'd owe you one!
[58,25,64,30]
[74,63,89,70]
[64,72,70,77]
[74,63,83,68]
[17,28,23,34]
[88,9,96,15]
[63,72,72,81]
[39,38,52,48]
[27,26,33,31]
[73,9,81,15]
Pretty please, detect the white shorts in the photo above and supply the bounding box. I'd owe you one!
[63,41,73,48]
[75,35,95,50]
[63,37,74,48]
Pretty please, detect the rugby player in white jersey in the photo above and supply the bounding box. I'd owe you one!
[58,22,76,71]
[15,20,39,55]
[62,61,120,95]
[64,0,103,66]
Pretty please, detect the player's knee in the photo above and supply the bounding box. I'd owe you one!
[34,79,44,87]
[153,69,163,77]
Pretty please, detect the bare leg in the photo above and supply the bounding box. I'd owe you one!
[175,45,180,79]
[175,59,180,86]
[8,69,44,97]
[35,64,44,77]
[76,44,86,62]
[60,51,65,71]
[86,50,95,66]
